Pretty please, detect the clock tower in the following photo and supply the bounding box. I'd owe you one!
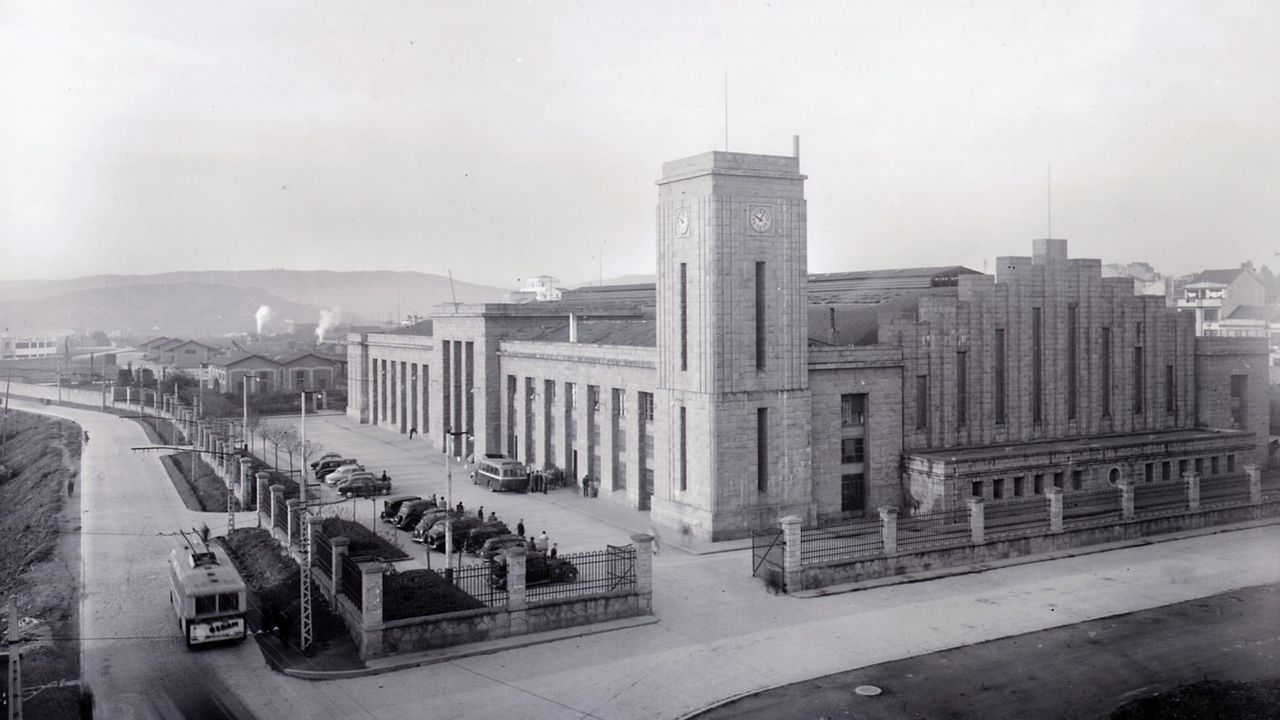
[650,141,814,540]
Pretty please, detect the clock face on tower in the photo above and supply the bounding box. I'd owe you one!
[748,206,773,233]
[675,208,689,237]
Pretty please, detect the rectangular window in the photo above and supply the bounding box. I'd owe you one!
[755,261,766,370]
[1032,308,1043,424]
[1178,459,1188,477]
[1144,463,1154,483]
[1230,374,1247,429]
[840,437,865,464]
[679,406,688,492]
[956,350,968,426]
[994,329,1007,425]
[841,393,867,426]
[756,408,768,493]
[639,392,655,424]
[1013,476,1025,497]
[841,474,866,515]
[1166,365,1176,414]
[1033,474,1045,494]
[972,480,984,498]
[1053,472,1064,489]
[1227,454,1235,473]
[1133,346,1144,414]
[680,262,688,372]
[1211,456,1219,475]
[1162,461,1171,481]
[317,377,327,390]
[1194,457,1203,475]
[194,595,217,616]
[1067,304,1078,419]
[1071,470,1083,490]
[916,374,929,430]
[993,478,1005,499]
[1101,327,1112,417]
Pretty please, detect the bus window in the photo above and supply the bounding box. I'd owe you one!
[218,593,240,612]
[195,595,217,615]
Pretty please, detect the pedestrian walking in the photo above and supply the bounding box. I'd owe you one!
[538,530,549,553]
[456,501,464,513]
[488,511,497,522]
[409,426,417,439]
[477,506,485,520]
[381,470,388,482]
[550,543,558,558]
[649,522,661,556]
[83,430,90,444]
[516,519,525,537]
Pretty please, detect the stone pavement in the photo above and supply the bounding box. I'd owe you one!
[256,413,1280,720]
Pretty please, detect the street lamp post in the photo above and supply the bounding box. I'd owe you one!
[442,428,472,573]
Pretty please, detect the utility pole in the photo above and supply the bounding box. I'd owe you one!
[6,597,22,719]
[0,370,11,462]
[442,428,472,574]
[299,390,314,653]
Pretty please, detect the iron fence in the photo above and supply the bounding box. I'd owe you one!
[1062,487,1122,528]
[1199,474,1250,508]
[273,505,288,532]
[752,527,785,577]
[382,566,504,622]
[313,532,333,575]
[800,518,883,565]
[983,496,1050,538]
[896,507,970,553]
[339,553,363,610]
[1133,481,1188,517]
[526,545,637,603]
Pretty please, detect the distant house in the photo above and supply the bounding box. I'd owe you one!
[209,353,283,394]
[1176,267,1267,334]
[140,336,172,360]
[275,352,341,392]
[161,340,216,368]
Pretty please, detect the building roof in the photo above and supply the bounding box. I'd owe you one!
[275,351,341,366]
[1190,268,1248,285]
[518,318,657,347]
[395,319,434,336]
[141,336,171,349]
[1227,304,1280,322]
[166,339,215,351]
[214,352,281,369]
[807,290,952,347]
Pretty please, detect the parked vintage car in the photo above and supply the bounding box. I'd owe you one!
[313,457,357,480]
[489,550,578,589]
[410,509,462,543]
[337,474,392,498]
[464,521,511,553]
[393,500,437,530]
[426,516,492,551]
[324,463,367,486]
[380,494,421,522]
[309,452,343,470]
[476,534,530,561]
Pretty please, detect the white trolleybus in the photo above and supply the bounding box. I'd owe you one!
[168,534,248,647]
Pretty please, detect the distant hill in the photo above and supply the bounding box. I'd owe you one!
[0,270,510,335]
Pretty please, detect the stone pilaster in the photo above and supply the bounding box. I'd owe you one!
[1183,471,1201,511]
[1118,479,1135,520]
[286,499,299,545]
[1047,487,1064,533]
[359,562,384,658]
[966,497,985,544]
[506,546,528,615]
[1245,464,1262,505]
[779,515,802,593]
[239,458,254,506]
[270,485,284,538]
[631,533,654,614]
[332,536,349,602]
[878,506,898,555]
[256,473,271,516]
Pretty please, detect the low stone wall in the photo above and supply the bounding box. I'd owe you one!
[796,499,1280,590]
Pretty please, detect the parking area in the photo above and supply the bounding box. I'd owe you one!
[264,413,653,569]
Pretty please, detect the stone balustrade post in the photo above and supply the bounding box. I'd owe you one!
[1118,479,1135,520]
[779,515,803,593]
[239,458,254,505]
[966,497,985,544]
[270,485,285,538]
[358,562,385,658]
[256,472,271,515]
[332,536,350,601]
[506,546,528,615]
[878,506,899,555]
[1046,487,1064,533]
[286,499,299,545]
[631,533,654,614]
[1245,464,1262,505]
[1183,471,1201,511]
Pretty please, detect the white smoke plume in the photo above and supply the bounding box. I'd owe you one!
[316,307,342,342]
[255,305,272,334]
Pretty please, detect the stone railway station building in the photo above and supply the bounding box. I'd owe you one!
[347,143,1269,540]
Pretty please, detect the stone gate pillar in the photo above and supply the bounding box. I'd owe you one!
[779,515,802,593]
[1245,464,1262,505]
[1046,487,1064,533]
[631,534,654,614]
[966,497,985,544]
[1183,471,1201,511]
[1118,479,1135,520]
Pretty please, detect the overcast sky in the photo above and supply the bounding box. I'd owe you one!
[2,1,1277,287]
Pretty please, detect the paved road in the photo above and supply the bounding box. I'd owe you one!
[14,398,1280,720]
[696,583,1280,719]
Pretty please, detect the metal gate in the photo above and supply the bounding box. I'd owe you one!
[606,543,636,591]
[751,527,784,577]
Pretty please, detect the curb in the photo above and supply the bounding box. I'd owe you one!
[789,515,1280,598]
[281,614,659,680]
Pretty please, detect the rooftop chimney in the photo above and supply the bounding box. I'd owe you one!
[792,135,800,158]
[569,313,578,343]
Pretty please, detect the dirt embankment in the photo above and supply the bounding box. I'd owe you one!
[0,409,84,717]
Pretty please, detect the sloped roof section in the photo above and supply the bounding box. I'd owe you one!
[1190,268,1247,285]
[1227,304,1280,322]
[522,319,656,347]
